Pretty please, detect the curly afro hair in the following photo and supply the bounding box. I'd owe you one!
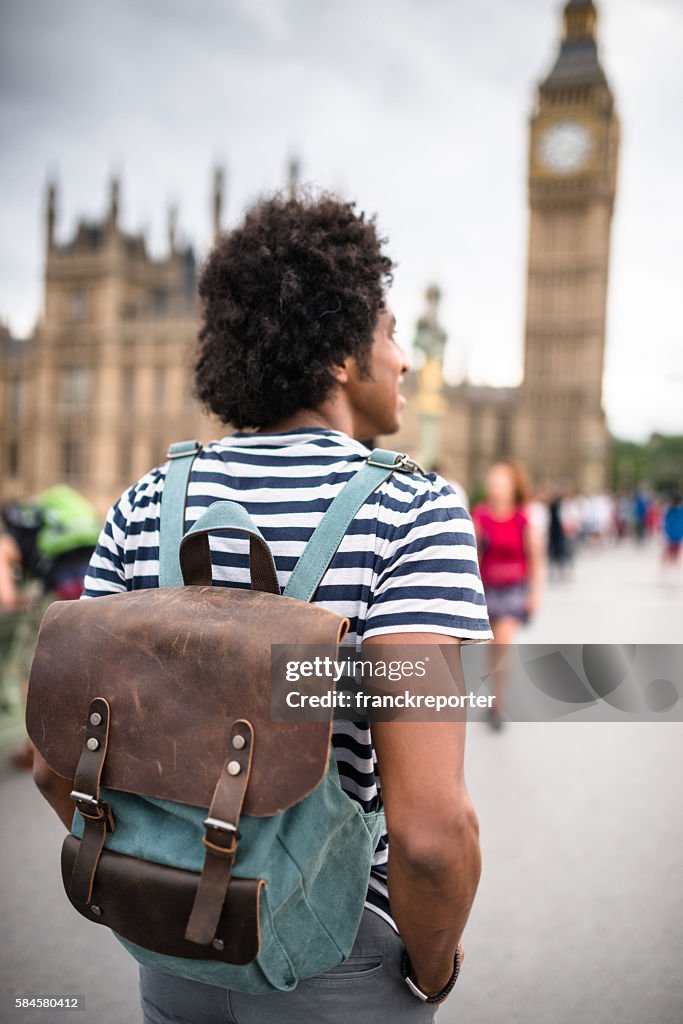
[194,192,394,428]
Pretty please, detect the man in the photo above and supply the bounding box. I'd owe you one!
[34,193,491,1022]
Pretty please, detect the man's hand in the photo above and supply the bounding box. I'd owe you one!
[410,943,464,1000]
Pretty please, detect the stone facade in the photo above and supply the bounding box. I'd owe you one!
[1,178,220,516]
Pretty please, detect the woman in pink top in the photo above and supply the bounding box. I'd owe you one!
[472,461,543,729]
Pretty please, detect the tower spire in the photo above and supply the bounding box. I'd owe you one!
[168,202,178,254]
[541,0,606,91]
[212,166,224,241]
[108,175,120,228]
[46,178,57,249]
[563,0,598,44]
[287,157,300,199]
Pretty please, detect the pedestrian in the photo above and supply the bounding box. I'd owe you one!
[647,495,663,538]
[633,488,649,543]
[471,460,543,729]
[614,494,630,542]
[0,486,100,769]
[662,492,683,571]
[33,192,492,1022]
[547,488,569,580]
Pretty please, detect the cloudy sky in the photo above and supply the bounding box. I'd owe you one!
[1,0,681,441]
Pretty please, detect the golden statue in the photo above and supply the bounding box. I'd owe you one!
[413,285,447,467]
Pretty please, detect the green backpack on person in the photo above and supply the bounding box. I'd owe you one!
[34,485,101,559]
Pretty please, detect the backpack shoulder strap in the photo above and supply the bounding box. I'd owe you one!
[158,440,202,587]
[283,448,425,603]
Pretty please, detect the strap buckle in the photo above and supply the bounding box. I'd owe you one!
[167,441,201,459]
[70,790,116,831]
[202,816,240,854]
[366,452,425,474]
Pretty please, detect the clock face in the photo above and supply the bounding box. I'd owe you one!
[537,121,593,175]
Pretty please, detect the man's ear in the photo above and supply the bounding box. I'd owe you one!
[330,356,354,386]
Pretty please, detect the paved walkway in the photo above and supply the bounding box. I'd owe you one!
[1,541,681,1023]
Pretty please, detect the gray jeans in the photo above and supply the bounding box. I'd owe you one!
[139,908,440,1024]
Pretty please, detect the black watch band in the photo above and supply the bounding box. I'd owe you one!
[401,946,461,1004]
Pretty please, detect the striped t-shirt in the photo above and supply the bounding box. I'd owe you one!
[84,427,492,929]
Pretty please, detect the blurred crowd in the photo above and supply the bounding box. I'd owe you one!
[527,485,683,578]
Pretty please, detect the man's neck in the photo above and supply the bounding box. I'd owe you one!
[256,402,355,437]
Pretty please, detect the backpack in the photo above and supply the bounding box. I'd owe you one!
[26,442,424,994]
[34,485,102,559]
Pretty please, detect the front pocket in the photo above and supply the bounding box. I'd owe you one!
[61,835,264,965]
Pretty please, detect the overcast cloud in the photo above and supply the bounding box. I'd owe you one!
[1,0,681,441]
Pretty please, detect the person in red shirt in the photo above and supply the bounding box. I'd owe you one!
[472,461,543,728]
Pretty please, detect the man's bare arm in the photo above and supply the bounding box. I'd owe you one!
[366,631,481,997]
[0,534,22,612]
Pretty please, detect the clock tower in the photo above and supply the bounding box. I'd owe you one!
[517,0,619,492]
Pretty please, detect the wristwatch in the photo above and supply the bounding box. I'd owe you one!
[401,946,461,1004]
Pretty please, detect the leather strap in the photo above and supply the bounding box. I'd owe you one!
[185,719,255,946]
[68,697,115,906]
[284,448,425,602]
[158,440,201,587]
[179,502,280,594]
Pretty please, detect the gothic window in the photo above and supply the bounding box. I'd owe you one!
[70,290,88,322]
[122,366,136,411]
[60,366,92,411]
[6,439,19,477]
[153,290,169,315]
[153,366,166,411]
[9,378,23,421]
[61,438,84,481]
[496,412,511,457]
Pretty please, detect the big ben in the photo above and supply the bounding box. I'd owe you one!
[518,0,619,493]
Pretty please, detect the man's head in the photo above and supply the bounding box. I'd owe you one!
[195,193,407,437]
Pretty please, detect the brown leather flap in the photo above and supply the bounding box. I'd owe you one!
[26,586,348,815]
[61,835,263,964]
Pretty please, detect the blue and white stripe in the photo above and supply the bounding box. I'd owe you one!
[84,427,492,928]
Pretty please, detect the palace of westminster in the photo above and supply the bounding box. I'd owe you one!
[1,0,620,515]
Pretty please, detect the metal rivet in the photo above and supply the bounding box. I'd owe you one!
[86,737,100,752]
[232,735,246,750]
[226,761,241,776]
[212,938,224,951]
[89,712,102,726]
[90,905,102,917]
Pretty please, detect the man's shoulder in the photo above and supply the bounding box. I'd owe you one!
[377,468,470,513]
[115,464,168,520]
